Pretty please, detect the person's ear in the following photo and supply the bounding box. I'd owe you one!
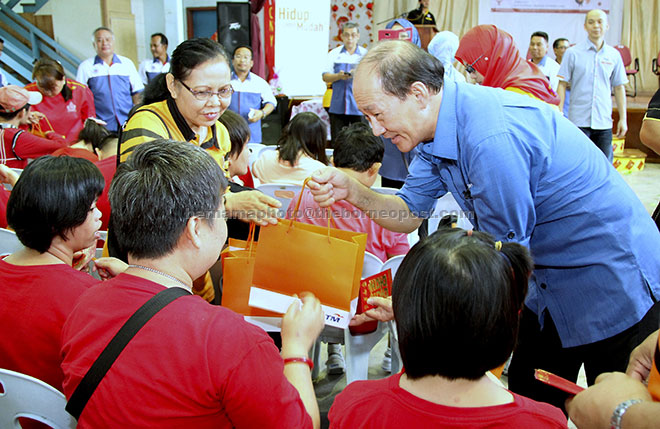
[184,216,204,249]
[409,81,431,106]
[166,73,178,99]
[368,162,381,177]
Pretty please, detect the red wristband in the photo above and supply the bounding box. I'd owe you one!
[283,356,314,370]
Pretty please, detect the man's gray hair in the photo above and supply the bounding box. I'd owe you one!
[356,40,444,100]
[92,26,114,41]
[341,21,359,32]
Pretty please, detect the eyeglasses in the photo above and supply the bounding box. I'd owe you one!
[233,55,252,61]
[178,80,234,101]
[464,54,483,74]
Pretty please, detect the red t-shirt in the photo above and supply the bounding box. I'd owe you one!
[0,127,65,168]
[0,186,9,228]
[94,155,117,231]
[0,258,97,390]
[52,146,99,163]
[288,189,410,262]
[24,80,96,143]
[61,274,312,429]
[329,372,567,428]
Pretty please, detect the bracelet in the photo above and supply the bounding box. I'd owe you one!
[283,356,314,370]
[610,398,643,429]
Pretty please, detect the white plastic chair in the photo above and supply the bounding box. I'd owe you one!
[256,184,302,218]
[0,368,76,429]
[246,143,266,169]
[381,254,407,376]
[0,228,22,256]
[428,192,474,234]
[371,186,399,195]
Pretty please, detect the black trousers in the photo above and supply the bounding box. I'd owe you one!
[329,113,364,147]
[508,302,660,413]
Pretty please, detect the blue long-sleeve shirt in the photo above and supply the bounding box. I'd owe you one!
[399,79,660,347]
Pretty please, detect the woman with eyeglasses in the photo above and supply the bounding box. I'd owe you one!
[114,38,280,303]
[24,58,96,143]
[455,25,560,106]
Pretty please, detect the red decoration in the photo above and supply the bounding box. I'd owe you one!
[366,2,373,10]
[332,5,338,11]
[342,2,348,6]
[348,4,355,11]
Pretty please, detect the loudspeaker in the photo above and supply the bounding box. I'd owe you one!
[217,1,251,56]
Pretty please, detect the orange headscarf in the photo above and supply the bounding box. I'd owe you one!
[455,25,559,106]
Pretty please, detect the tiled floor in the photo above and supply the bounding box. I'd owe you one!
[313,163,659,427]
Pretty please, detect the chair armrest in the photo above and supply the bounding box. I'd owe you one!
[634,57,639,72]
[653,58,658,74]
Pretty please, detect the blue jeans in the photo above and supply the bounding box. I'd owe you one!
[578,127,613,162]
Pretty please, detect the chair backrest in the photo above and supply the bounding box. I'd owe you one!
[371,186,400,195]
[246,143,267,168]
[362,251,383,279]
[0,368,76,429]
[256,184,303,218]
[428,193,474,235]
[381,254,405,280]
[0,228,22,256]
[614,44,632,67]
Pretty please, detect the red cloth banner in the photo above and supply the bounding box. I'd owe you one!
[264,0,276,80]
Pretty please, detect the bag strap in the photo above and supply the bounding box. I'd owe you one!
[65,286,190,420]
[288,178,336,239]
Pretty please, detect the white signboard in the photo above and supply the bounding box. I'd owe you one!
[275,0,330,96]
[491,0,610,13]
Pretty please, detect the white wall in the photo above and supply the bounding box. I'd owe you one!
[478,0,624,57]
[36,0,103,61]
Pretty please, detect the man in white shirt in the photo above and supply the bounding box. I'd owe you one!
[76,27,144,132]
[138,33,170,85]
[227,45,276,144]
[528,31,560,92]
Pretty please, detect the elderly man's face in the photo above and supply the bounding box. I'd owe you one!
[94,29,114,58]
[353,66,426,153]
[342,27,359,52]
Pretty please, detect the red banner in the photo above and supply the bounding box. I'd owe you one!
[264,0,276,80]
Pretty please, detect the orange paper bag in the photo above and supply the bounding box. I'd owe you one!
[248,179,367,328]
[221,228,282,331]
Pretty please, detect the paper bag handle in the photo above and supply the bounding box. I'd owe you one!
[288,177,335,239]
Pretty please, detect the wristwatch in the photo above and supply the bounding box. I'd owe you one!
[610,398,643,429]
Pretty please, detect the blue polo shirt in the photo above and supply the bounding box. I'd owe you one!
[228,72,277,143]
[138,56,170,84]
[323,45,367,116]
[76,54,144,132]
[399,79,660,347]
[557,39,627,129]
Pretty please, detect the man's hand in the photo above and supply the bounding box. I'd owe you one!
[93,257,129,280]
[566,372,651,429]
[307,167,354,208]
[281,293,325,357]
[224,190,281,226]
[349,296,394,326]
[626,329,658,382]
[616,118,628,138]
[0,164,19,187]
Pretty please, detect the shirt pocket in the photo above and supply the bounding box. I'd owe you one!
[599,59,615,77]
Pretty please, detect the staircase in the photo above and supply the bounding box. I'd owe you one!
[0,0,82,85]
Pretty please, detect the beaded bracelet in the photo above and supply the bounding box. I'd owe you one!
[283,356,314,370]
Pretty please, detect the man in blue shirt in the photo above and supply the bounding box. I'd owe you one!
[76,27,144,132]
[138,33,170,85]
[322,22,367,146]
[309,40,660,411]
[557,9,628,162]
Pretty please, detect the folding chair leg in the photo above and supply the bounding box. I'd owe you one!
[632,74,637,98]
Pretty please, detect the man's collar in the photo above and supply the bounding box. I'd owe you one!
[232,71,251,81]
[152,55,169,64]
[94,54,120,65]
[340,45,357,55]
[584,38,605,51]
[427,79,458,161]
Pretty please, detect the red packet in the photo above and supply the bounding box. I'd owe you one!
[534,369,585,395]
[360,269,392,312]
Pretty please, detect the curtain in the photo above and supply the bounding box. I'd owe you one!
[621,0,660,94]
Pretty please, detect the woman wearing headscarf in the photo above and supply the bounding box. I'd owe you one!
[455,25,559,106]
[427,31,466,84]
[379,18,420,189]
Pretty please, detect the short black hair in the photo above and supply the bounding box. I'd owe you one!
[333,122,383,172]
[7,156,104,253]
[218,109,250,158]
[78,119,111,148]
[531,31,549,42]
[393,228,533,380]
[553,37,569,49]
[357,40,444,100]
[151,32,168,46]
[232,45,253,58]
[109,139,227,259]
[277,112,328,167]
